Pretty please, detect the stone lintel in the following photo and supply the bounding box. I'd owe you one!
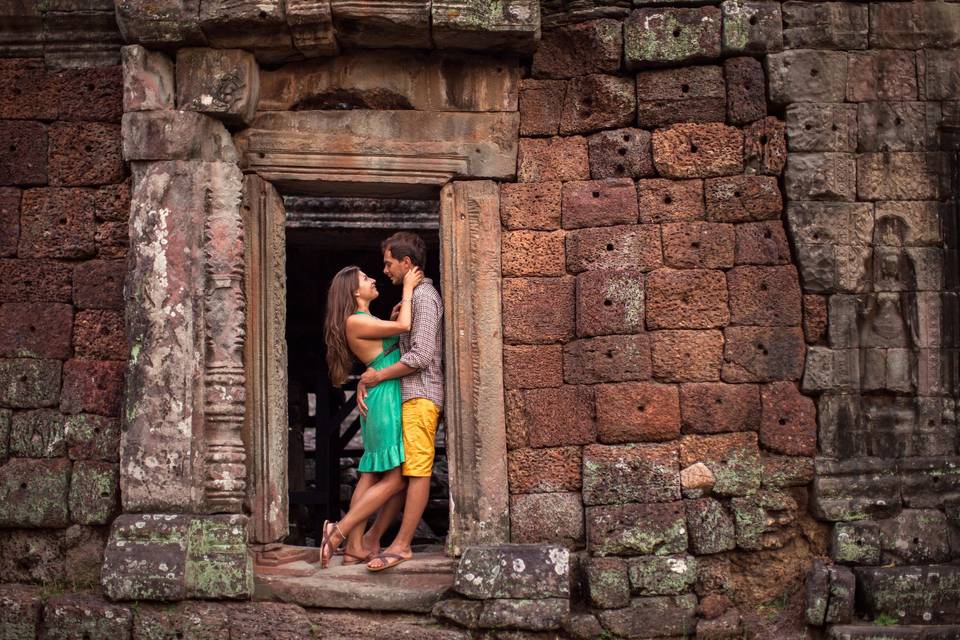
[432,0,541,54]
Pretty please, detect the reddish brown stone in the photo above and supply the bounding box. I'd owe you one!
[91,181,130,222]
[61,359,124,416]
[47,122,124,187]
[52,66,123,123]
[635,65,725,128]
[561,178,638,229]
[73,260,125,310]
[679,431,761,497]
[724,57,766,126]
[576,269,645,338]
[563,334,652,385]
[518,385,596,448]
[0,530,66,583]
[595,382,680,444]
[518,136,590,183]
[722,326,805,382]
[651,330,724,383]
[0,120,47,186]
[503,344,563,390]
[0,188,20,257]
[508,446,582,494]
[586,501,688,556]
[18,188,97,258]
[727,265,802,326]
[646,269,729,330]
[583,442,680,505]
[73,310,126,361]
[519,79,566,137]
[65,414,119,461]
[661,222,735,269]
[704,176,782,222]
[503,277,575,344]
[0,458,70,527]
[510,492,584,546]
[501,182,562,230]
[587,128,654,180]
[652,123,744,179]
[501,230,566,277]
[532,19,622,79]
[734,221,790,265]
[846,50,917,102]
[759,381,816,456]
[744,117,787,176]
[637,179,705,223]
[0,302,72,359]
[680,382,761,434]
[560,74,635,135]
[505,389,527,450]
[0,58,57,120]
[698,594,733,620]
[802,294,828,345]
[0,359,61,409]
[565,224,662,274]
[65,525,107,586]
[0,259,72,303]
[96,222,128,259]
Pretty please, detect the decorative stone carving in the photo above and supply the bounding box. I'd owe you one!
[176,48,260,125]
[285,0,338,57]
[330,0,431,49]
[42,9,124,68]
[432,0,541,54]
[122,45,175,112]
[0,0,43,57]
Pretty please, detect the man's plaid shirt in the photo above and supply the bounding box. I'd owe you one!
[399,278,444,409]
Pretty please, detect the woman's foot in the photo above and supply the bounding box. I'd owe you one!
[321,521,346,568]
[343,530,381,565]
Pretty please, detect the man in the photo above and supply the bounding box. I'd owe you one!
[357,231,443,571]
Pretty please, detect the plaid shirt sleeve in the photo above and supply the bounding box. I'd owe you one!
[399,286,441,371]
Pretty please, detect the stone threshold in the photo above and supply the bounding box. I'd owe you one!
[254,548,456,614]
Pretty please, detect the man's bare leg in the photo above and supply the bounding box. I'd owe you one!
[368,476,430,569]
[362,488,405,552]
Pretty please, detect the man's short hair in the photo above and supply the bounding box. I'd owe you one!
[381,232,426,268]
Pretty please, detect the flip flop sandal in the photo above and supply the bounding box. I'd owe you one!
[366,552,411,572]
[342,550,377,566]
[319,520,345,569]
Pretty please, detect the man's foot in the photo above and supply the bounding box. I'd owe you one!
[366,545,412,571]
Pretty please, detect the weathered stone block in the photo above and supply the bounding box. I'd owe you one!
[680,432,761,497]
[0,58,56,121]
[0,121,47,186]
[562,178,638,229]
[722,326,805,382]
[0,457,69,527]
[0,358,61,409]
[812,458,901,522]
[587,128,654,180]
[121,45,174,112]
[826,565,855,624]
[587,501,688,556]
[856,565,960,625]
[518,79,564,137]
[646,269,729,330]
[18,188,96,259]
[65,414,118,461]
[723,57,765,126]
[329,0,429,48]
[73,310,126,361]
[502,277,575,344]
[899,457,960,511]
[720,1,783,54]
[500,181,561,230]
[628,554,697,596]
[704,176,781,222]
[832,521,880,565]
[508,446,581,494]
[787,201,873,246]
[585,556,630,609]
[69,460,117,525]
[563,334,651,385]
[595,382,680,443]
[532,19,622,79]
[455,544,570,599]
[636,65,725,128]
[52,66,123,124]
[734,221,790,266]
[0,529,65,584]
[47,122,123,187]
[869,1,960,49]
[42,594,131,640]
[759,381,815,457]
[762,454,813,489]
[730,490,797,551]
[920,49,960,101]
[785,103,858,153]
[65,524,107,587]
[476,597,569,631]
[878,509,952,566]
[625,7,721,68]
[858,102,932,153]
[0,188,19,257]
[651,330,724,383]
[9,409,64,458]
[74,260,124,312]
[176,48,259,126]
[566,224,661,274]
[847,50,917,103]
[785,152,856,202]
[0,584,42,639]
[805,559,829,625]
[803,294,828,345]
[431,0,540,54]
[727,265,802,326]
[114,0,206,48]
[518,136,589,183]
[680,382,760,435]
[560,74,635,135]
[284,0,337,57]
[875,201,942,246]
[502,344,562,390]
[744,116,786,176]
[781,1,868,50]
[858,152,944,201]
[121,111,238,163]
[60,359,123,416]
[598,594,697,638]
[501,230,565,278]
[662,222,734,270]
[685,497,736,554]
[0,409,7,462]
[637,179,705,223]
[766,51,847,104]
[652,123,744,178]
[0,302,72,359]
[576,268,644,337]
[583,442,680,505]
[510,493,583,546]
[515,385,595,448]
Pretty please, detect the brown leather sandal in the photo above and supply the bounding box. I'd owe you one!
[366,552,410,572]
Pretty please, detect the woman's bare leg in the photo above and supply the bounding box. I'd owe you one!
[344,472,378,559]
[323,467,405,564]
[363,486,406,551]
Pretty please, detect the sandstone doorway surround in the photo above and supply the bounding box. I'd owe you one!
[101,42,525,600]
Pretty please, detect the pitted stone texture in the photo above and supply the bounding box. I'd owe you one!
[637,179,704,223]
[0,457,70,527]
[507,446,581,494]
[727,265,802,326]
[831,521,881,565]
[501,230,565,277]
[628,554,697,596]
[121,111,238,162]
[501,182,561,230]
[583,442,680,505]
[0,188,19,257]
[586,501,688,556]
[9,409,65,458]
[0,302,72,359]
[651,330,724,383]
[176,48,259,126]
[720,1,782,54]
[0,584,42,639]
[635,65,725,128]
[786,152,856,202]
[766,51,847,104]
[532,19,622,79]
[65,414,119,461]
[576,269,645,338]
[510,492,584,546]
[566,224,661,274]
[646,269,729,330]
[625,7,721,68]
[759,382,815,457]
[502,277,575,344]
[563,334,652,385]
[122,45,175,112]
[587,128,654,179]
[735,221,791,265]
[431,0,541,54]
[65,524,108,586]
[18,188,96,259]
[652,123,744,178]
[60,359,124,416]
[503,344,563,390]
[680,432,761,497]
[802,294,828,345]
[561,178,638,229]
[722,326,805,382]
[0,121,47,186]
[786,201,873,247]
[730,490,797,551]
[48,122,123,187]
[69,460,118,525]
[744,116,787,176]
[74,310,126,361]
[0,358,61,409]
[518,79,565,137]
[680,382,760,435]
[0,409,7,462]
[518,136,589,183]
[785,103,858,153]
[857,152,944,201]
[661,222,734,270]
[598,595,697,638]
[512,385,595,448]
[686,497,736,554]
[0,59,57,121]
[781,1,868,50]
[595,381,680,443]
[455,544,570,599]
[42,594,132,640]
[856,565,960,625]
[585,556,630,609]
[0,529,66,584]
[560,74,635,135]
[477,598,569,631]
[878,509,953,566]
[52,66,123,124]
[723,57,765,126]
[762,454,814,489]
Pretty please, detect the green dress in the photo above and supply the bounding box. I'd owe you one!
[355,312,405,473]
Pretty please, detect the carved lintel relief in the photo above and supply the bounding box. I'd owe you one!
[440,180,510,554]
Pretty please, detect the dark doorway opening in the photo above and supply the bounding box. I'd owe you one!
[282,196,449,548]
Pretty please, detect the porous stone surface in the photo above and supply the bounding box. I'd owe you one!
[454,544,570,600]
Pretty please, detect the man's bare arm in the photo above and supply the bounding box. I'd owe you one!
[359,361,417,387]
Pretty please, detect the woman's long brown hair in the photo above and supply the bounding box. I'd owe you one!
[324,266,360,387]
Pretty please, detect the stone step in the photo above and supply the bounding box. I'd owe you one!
[307,609,471,640]
[254,551,457,613]
[829,625,960,639]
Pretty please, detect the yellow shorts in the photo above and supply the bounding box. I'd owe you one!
[401,398,440,477]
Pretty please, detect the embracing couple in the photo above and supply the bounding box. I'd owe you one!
[321,231,443,572]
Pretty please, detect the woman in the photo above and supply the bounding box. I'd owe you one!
[321,264,422,568]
